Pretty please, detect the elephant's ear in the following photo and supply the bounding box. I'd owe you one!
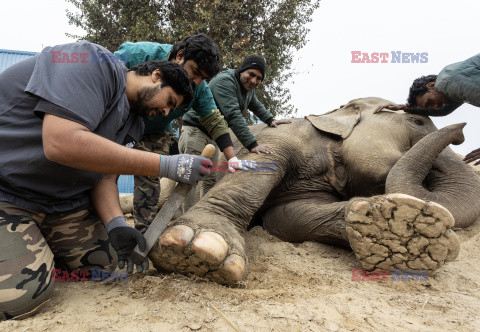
[306,102,363,139]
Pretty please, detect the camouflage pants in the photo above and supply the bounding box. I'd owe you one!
[0,201,116,320]
[178,125,219,213]
[133,132,172,233]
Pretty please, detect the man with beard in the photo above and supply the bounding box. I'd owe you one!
[0,41,210,320]
[374,53,480,164]
[115,34,255,229]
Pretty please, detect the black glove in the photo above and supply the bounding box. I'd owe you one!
[106,216,149,273]
[159,154,212,185]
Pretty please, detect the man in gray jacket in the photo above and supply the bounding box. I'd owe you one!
[374,53,480,164]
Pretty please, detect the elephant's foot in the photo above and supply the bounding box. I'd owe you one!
[148,215,247,286]
[345,194,460,272]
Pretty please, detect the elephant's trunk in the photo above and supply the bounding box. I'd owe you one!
[386,123,480,228]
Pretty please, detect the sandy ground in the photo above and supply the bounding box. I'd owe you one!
[2,215,480,331]
[3,168,480,331]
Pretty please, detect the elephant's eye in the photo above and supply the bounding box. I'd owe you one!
[414,119,424,126]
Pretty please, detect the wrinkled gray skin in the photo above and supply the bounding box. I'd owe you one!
[150,97,480,285]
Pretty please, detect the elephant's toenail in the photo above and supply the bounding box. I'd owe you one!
[192,232,228,264]
[159,225,194,248]
[222,254,246,281]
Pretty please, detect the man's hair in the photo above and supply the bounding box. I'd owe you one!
[168,33,222,80]
[130,60,193,107]
[407,74,438,107]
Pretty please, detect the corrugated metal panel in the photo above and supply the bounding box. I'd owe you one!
[117,175,134,194]
[0,49,38,73]
[1,48,136,194]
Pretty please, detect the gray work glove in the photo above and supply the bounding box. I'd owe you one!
[159,154,212,185]
[106,216,149,274]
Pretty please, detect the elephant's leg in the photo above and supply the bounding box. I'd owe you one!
[263,194,460,273]
[262,198,350,247]
[149,154,288,286]
[346,194,460,272]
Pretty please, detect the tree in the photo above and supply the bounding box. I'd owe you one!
[66,0,320,120]
[66,0,170,52]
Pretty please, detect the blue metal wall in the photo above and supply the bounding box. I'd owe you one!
[0,48,135,193]
[0,49,38,72]
[117,175,134,194]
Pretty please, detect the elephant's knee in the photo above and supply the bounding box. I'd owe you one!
[262,203,350,246]
[262,206,299,242]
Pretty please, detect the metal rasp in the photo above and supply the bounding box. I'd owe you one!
[130,144,216,265]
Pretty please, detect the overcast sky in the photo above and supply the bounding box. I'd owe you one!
[1,0,479,155]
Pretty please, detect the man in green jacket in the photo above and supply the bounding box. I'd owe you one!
[180,55,291,210]
[114,34,253,232]
[374,53,480,164]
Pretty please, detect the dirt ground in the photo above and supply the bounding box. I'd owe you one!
[3,166,480,331]
[2,213,480,331]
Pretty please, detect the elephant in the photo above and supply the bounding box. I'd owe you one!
[148,97,480,285]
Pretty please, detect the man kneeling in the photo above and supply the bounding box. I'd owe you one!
[0,41,211,320]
